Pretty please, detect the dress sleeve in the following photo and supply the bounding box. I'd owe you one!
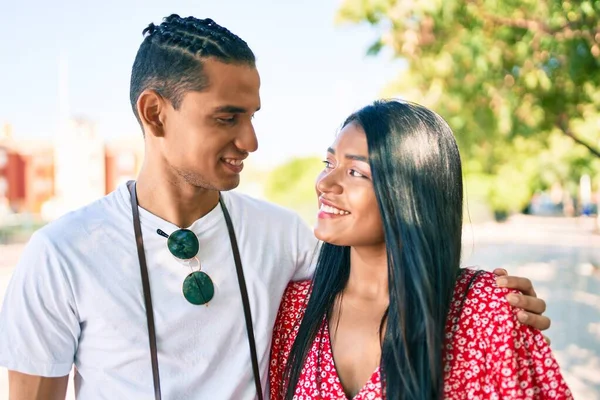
[489,288,573,399]
[269,281,310,399]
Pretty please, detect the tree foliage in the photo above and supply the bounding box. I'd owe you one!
[264,156,323,223]
[338,0,600,212]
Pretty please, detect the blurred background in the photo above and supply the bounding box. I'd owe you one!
[0,0,599,398]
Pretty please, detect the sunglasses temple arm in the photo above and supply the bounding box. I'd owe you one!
[156,229,170,239]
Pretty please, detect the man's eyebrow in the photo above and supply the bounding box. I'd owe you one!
[214,105,261,113]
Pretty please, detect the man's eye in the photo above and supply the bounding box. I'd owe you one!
[217,116,236,124]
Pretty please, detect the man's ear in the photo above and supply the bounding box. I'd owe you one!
[136,90,167,138]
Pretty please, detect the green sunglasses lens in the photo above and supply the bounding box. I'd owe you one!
[182,271,215,305]
[167,229,200,259]
[165,229,214,305]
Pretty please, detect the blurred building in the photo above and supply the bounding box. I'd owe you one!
[0,124,54,215]
[0,121,143,221]
[0,55,146,222]
[46,117,106,220]
[41,55,107,220]
[105,137,144,194]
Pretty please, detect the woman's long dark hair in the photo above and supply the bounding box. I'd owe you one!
[280,100,464,399]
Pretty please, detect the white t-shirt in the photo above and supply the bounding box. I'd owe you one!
[0,183,318,399]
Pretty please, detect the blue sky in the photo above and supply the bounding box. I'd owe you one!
[0,0,404,167]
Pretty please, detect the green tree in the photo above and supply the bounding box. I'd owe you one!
[264,156,323,224]
[337,0,600,214]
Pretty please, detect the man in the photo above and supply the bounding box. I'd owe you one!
[0,14,550,399]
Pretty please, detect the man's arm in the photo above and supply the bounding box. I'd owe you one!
[8,371,68,400]
[0,232,79,396]
[493,268,551,332]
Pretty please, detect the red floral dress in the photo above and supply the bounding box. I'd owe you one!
[269,269,573,399]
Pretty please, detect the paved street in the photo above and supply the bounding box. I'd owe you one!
[1,215,599,399]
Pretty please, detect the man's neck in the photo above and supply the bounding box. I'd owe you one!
[135,162,220,228]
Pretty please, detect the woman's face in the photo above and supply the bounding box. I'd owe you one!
[314,122,384,247]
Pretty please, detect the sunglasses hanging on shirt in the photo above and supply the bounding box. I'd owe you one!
[156,228,214,305]
[127,180,263,400]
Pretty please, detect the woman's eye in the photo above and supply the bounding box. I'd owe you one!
[349,169,364,178]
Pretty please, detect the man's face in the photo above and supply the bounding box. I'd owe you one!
[159,58,261,191]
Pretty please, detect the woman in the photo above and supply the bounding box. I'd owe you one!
[270,100,572,399]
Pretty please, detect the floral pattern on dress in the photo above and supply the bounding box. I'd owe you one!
[270,269,572,400]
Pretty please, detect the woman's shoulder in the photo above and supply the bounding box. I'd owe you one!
[284,280,313,298]
[271,281,312,367]
[447,270,573,399]
[454,268,515,305]
[281,280,312,306]
[449,268,520,325]
[276,280,313,326]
